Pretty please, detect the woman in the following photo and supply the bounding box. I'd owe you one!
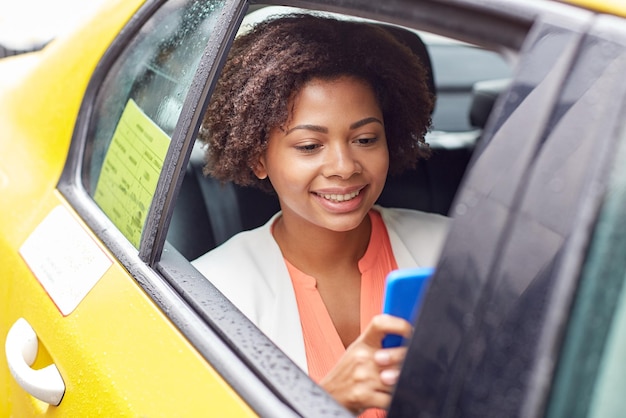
[193,13,449,415]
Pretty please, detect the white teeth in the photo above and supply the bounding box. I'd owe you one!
[318,190,360,202]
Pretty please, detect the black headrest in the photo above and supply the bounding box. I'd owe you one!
[379,24,436,110]
[470,78,510,128]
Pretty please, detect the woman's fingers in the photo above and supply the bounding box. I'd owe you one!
[374,346,407,366]
[380,368,401,386]
[361,314,413,347]
[375,346,407,387]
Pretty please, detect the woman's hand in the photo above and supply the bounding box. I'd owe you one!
[319,314,412,414]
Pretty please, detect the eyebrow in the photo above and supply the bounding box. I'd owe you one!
[285,117,383,135]
[350,117,383,130]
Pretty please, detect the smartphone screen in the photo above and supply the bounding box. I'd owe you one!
[381,267,435,348]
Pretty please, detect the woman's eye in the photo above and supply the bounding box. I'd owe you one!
[295,143,320,153]
[355,137,378,145]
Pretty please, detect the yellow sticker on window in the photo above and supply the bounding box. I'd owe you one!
[94,99,170,248]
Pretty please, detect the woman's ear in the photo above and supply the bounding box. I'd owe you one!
[252,155,268,180]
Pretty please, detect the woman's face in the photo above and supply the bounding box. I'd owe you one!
[254,76,389,233]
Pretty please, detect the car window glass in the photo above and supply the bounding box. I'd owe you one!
[83,0,225,247]
[546,119,626,418]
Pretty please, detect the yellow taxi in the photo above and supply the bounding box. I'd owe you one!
[2,0,626,416]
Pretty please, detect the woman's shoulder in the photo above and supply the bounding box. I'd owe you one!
[190,212,305,363]
[377,206,450,231]
[375,206,450,268]
[192,216,276,275]
[190,214,287,322]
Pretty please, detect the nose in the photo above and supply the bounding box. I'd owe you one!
[322,142,361,179]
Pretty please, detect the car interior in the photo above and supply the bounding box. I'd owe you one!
[166,8,512,261]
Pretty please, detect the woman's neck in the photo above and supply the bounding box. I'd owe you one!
[272,212,372,279]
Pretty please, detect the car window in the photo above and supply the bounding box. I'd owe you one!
[83,0,225,248]
[166,5,515,260]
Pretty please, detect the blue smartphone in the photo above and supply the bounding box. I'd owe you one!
[381,267,435,348]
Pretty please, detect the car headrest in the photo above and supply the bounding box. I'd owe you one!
[470,78,510,128]
[378,24,436,110]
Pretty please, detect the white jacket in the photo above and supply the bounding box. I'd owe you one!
[192,206,449,371]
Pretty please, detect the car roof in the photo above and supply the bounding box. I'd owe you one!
[560,0,626,17]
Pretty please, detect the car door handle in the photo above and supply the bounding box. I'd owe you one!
[5,318,65,405]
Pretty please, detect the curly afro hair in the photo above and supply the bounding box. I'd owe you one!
[199,13,434,193]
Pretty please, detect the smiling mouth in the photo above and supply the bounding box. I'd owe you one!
[316,189,361,202]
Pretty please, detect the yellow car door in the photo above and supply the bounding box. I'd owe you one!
[0,0,258,415]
